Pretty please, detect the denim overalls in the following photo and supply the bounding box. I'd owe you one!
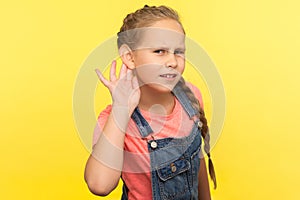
[121,83,202,200]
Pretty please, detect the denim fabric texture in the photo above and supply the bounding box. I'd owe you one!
[122,82,202,200]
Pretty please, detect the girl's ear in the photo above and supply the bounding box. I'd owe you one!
[119,44,135,69]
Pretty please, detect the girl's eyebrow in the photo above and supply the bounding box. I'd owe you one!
[151,46,186,50]
[176,47,186,51]
[134,44,185,51]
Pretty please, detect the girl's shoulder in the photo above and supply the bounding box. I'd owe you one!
[92,105,112,147]
[97,104,112,120]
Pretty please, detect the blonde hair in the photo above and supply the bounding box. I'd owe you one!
[118,5,217,189]
[117,5,184,49]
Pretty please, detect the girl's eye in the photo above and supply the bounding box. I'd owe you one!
[154,49,167,54]
[174,50,185,55]
[153,49,185,56]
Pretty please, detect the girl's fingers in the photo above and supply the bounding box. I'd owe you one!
[119,63,128,79]
[95,68,110,88]
[109,60,117,82]
[126,69,133,81]
[132,75,139,89]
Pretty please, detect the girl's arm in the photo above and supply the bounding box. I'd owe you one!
[198,154,211,200]
[84,61,140,196]
[84,111,128,196]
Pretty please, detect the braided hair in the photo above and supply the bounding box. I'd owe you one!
[177,78,217,189]
[118,5,217,189]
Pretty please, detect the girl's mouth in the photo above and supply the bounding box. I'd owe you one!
[159,74,177,79]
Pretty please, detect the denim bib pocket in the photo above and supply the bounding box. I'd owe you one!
[156,158,191,199]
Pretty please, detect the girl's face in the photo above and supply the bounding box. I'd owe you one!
[132,19,186,93]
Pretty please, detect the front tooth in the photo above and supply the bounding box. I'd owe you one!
[161,74,174,78]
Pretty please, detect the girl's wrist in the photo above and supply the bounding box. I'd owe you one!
[112,102,136,116]
[111,104,132,132]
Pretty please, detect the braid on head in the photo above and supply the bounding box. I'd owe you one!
[118,4,217,190]
[117,5,185,49]
[178,78,217,189]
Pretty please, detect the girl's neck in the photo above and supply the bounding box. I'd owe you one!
[138,86,175,115]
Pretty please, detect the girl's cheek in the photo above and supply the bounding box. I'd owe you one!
[136,64,161,81]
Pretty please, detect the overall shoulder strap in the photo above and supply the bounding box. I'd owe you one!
[171,81,198,119]
[131,107,153,138]
[130,81,198,137]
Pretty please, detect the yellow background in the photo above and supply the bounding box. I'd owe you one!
[1,0,299,199]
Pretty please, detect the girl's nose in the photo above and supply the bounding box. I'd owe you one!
[165,51,178,68]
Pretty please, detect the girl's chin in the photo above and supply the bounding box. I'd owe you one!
[140,83,176,93]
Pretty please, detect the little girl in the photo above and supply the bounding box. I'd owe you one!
[85,5,217,200]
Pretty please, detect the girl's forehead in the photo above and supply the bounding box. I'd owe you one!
[120,27,185,50]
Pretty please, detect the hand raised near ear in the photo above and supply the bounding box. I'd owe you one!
[95,60,140,117]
